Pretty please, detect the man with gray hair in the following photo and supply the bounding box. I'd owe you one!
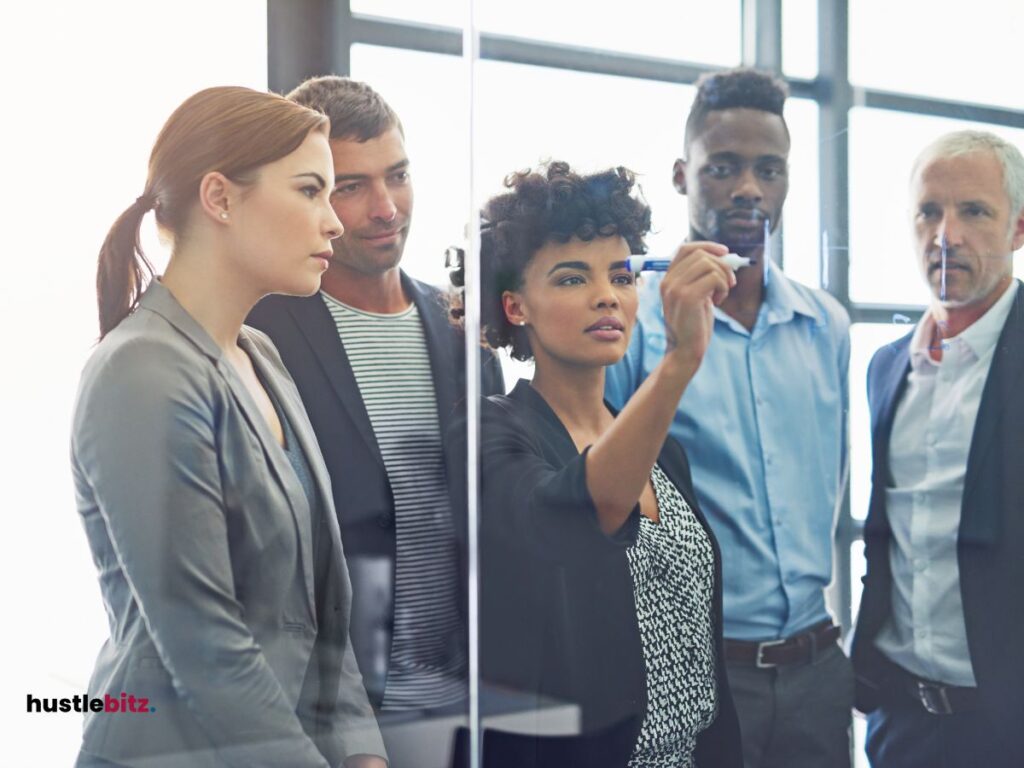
[851,130,1024,766]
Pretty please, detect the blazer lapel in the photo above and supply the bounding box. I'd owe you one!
[405,273,458,435]
[871,340,912,470]
[862,337,912,537]
[960,289,1024,544]
[512,380,585,463]
[232,333,317,613]
[141,283,321,616]
[286,294,385,470]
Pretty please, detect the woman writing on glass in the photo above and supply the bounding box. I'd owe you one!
[455,162,743,767]
[72,87,385,768]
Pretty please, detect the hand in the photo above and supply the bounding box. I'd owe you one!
[659,240,735,367]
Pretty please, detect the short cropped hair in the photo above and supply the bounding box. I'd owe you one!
[287,75,402,141]
[684,67,789,151]
[450,161,651,362]
[911,130,1024,220]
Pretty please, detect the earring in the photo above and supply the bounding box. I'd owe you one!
[518,320,526,326]
[219,212,229,220]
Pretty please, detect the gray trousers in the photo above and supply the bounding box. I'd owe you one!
[725,639,854,768]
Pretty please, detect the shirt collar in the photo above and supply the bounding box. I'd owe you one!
[763,259,824,325]
[139,278,223,362]
[909,279,1019,369]
[711,258,824,330]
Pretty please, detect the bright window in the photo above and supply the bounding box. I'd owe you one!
[2,3,267,764]
[850,0,1024,109]
[353,0,743,66]
[782,98,821,288]
[352,44,696,285]
[782,0,818,79]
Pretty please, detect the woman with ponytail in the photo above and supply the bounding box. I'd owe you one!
[72,87,386,768]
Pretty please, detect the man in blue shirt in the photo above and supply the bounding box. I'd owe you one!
[607,68,852,768]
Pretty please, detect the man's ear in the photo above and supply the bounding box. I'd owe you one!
[1012,208,1024,252]
[672,158,688,196]
[502,290,527,327]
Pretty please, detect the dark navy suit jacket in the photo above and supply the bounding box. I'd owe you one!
[850,283,1024,720]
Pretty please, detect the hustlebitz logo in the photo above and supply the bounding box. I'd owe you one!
[27,692,156,714]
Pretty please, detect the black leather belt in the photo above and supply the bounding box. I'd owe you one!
[889,664,979,715]
[725,621,841,668]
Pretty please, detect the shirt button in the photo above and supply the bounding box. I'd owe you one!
[766,456,773,466]
[914,558,926,572]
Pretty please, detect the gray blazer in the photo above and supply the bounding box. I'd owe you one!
[71,281,385,767]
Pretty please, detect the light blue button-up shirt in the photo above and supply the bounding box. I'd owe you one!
[606,261,850,640]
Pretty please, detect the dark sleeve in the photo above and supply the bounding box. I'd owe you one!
[474,397,640,565]
[481,348,506,396]
[658,433,696,502]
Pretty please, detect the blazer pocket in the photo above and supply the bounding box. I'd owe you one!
[133,655,173,682]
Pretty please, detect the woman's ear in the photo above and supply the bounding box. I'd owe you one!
[198,171,236,224]
[502,290,528,327]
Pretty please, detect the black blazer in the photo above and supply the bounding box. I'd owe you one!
[850,283,1024,720]
[474,380,742,768]
[247,272,503,707]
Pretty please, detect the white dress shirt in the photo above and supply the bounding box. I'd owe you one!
[875,280,1018,686]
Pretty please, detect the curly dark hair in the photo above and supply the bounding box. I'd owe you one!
[684,67,789,151]
[449,161,652,362]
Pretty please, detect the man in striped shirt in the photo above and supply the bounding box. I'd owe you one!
[248,77,503,756]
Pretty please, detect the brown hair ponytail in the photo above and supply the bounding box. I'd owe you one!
[94,86,329,339]
[96,194,156,339]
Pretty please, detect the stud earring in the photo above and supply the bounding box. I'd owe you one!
[518,320,526,326]
[220,212,229,220]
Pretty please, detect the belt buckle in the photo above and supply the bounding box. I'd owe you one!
[755,638,787,669]
[917,681,953,715]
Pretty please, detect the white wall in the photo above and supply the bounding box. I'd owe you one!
[0,3,267,763]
